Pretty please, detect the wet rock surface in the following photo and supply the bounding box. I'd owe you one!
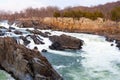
[14,30,22,35]
[49,34,83,50]
[27,29,48,37]
[20,36,31,46]
[105,35,120,50]
[116,40,120,49]
[27,35,45,45]
[0,37,62,80]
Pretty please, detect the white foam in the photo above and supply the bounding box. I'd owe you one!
[54,65,67,69]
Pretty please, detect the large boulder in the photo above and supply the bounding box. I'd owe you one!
[49,34,83,50]
[0,37,62,80]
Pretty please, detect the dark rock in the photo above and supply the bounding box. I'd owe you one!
[49,42,64,50]
[0,30,5,36]
[34,46,38,50]
[49,34,83,50]
[27,29,48,37]
[27,35,45,45]
[111,44,114,46]
[20,36,31,46]
[106,36,114,42]
[8,29,12,32]
[0,37,63,80]
[41,49,47,52]
[14,30,22,35]
[116,40,120,49]
[0,26,7,29]
[45,32,51,35]
[9,27,15,30]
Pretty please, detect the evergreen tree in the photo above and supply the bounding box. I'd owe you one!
[111,6,120,21]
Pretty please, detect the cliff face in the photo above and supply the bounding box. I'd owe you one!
[0,37,62,80]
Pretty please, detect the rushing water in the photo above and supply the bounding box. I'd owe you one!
[0,21,120,80]
[40,31,120,80]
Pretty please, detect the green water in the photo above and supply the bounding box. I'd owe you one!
[42,49,120,80]
[0,70,14,80]
[42,50,87,80]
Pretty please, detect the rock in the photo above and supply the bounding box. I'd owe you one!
[0,30,5,36]
[111,44,114,46]
[0,26,7,29]
[49,42,64,50]
[15,20,51,29]
[0,37,63,80]
[22,20,34,27]
[27,29,48,37]
[34,46,38,50]
[27,35,45,45]
[14,21,23,28]
[9,27,15,30]
[116,40,120,49]
[14,30,22,35]
[41,49,47,52]
[45,32,51,35]
[49,34,83,50]
[105,36,114,42]
[20,36,31,46]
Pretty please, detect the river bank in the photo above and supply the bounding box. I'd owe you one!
[15,17,120,49]
[0,20,120,80]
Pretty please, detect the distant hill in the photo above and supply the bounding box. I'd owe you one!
[0,1,120,20]
[62,1,120,19]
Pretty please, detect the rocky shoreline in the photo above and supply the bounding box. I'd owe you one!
[0,19,120,80]
[0,20,85,80]
[0,37,63,80]
[14,18,120,50]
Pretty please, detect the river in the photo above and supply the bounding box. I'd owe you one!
[0,21,120,80]
[40,31,120,80]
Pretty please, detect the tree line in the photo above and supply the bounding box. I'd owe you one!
[0,6,59,21]
[54,10,104,20]
[0,6,120,21]
[54,6,120,21]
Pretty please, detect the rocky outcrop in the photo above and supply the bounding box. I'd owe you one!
[15,20,51,29]
[27,35,45,44]
[26,29,48,37]
[20,36,31,46]
[105,35,120,49]
[0,37,62,80]
[49,34,83,50]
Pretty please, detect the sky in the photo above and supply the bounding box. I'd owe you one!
[0,0,119,12]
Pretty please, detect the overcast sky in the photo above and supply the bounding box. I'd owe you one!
[0,0,119,12]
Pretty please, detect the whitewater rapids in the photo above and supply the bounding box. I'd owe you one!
[0,21,120,80]
[40,30,120,80]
